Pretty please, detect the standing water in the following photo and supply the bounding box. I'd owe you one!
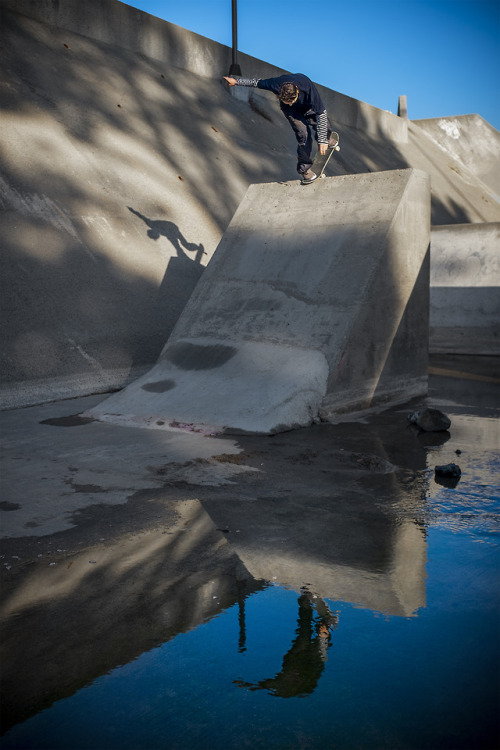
[0,358,498,749]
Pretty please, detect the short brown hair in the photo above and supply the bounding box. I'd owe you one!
[278,82,299,104]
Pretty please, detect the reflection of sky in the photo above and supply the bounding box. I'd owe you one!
[425,413,500,536]
[3,521,498,750]
[2,406,498,749]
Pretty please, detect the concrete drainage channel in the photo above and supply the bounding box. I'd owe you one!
[0,0,499,745]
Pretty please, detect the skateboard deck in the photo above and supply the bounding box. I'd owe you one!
[305,132,340,183]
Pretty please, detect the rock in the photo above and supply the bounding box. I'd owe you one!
[408,408,451,432]
[412,428,450,448]
[435,463,461,477]
[434,463,462,488]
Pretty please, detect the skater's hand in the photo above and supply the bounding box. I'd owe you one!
[318,143,328,156]
[223,76,237,86]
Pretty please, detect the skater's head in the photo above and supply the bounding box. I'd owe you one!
[278,82,299,105]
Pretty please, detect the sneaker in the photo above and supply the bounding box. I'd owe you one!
[301,169,317,184]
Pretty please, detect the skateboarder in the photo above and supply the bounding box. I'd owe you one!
[223,72,336,183]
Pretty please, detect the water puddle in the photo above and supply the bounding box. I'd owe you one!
[1,366,498,749]
[1,520,497,750]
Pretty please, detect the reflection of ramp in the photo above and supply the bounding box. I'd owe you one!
[88,169,430,434]
[0,498,261,731]
[202,437,428,618]
[227,513,427,618]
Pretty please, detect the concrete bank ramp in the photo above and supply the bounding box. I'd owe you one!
[413,115,500,199]
[87,168,430,434]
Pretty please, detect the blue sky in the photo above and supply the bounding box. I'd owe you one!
[125,0,500,130]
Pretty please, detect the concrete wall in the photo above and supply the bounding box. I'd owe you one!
[0,0,291,409]
[2,0,409,143]
[414,115,500,199]
[430,222,500,355]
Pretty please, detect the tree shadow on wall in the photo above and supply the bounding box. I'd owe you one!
[128,207,206,349]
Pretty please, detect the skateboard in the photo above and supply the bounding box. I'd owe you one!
[303,132,340,184]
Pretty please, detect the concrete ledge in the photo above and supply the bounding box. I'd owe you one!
[430,222,500,355]
[87,169,430,433]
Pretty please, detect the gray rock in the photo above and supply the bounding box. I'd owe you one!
[434,463,461,477]
[408,408,451,432]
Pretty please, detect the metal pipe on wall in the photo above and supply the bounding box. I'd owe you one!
[229,0,241,75]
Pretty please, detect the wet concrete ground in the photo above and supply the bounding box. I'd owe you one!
[0,354,499,739]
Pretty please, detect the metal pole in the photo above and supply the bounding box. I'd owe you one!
[229,0,241,76]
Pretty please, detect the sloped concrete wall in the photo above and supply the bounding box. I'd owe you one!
[2,0,409,143]
[87,169,430,434]
[414,115,500,199]
[430,222,500,355]
[0,1,295,409]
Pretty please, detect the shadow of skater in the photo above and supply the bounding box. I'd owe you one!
[234,593,338,698]
[128,206,206,263]
[127,207,207,359]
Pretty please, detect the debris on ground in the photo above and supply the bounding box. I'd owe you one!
[408,408,451,432]
[434,463,461,477]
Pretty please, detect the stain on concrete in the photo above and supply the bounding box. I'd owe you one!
[40,415,95,427]
[163,342,237,370]
[141,380,176,393]
[0,502,20,512]
[65,480,109,494]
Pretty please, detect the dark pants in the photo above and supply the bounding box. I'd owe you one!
[285,110,333,174]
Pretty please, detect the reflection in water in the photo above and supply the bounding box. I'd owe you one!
[1,364,498,749]
[235,592,338,698]
[0,411,433,733]
[0,416,431,735]
[0,499,263,733]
